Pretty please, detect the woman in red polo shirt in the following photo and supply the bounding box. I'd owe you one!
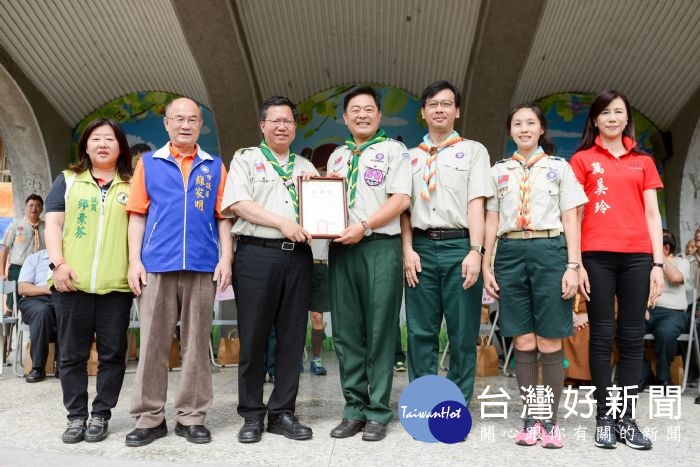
[570,89,664,451]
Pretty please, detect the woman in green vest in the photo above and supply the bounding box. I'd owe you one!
[44,119,133,444]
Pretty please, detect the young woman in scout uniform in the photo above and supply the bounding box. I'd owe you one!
[570,89,664,451]
[483,104,587,449]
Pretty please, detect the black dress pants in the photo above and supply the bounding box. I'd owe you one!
[18,295,58,369]
[583,251,651,417]
[233,241,312,420]
[53,289,132,421]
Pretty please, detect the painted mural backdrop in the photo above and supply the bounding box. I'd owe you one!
[291,85,425,169]
[504,92,666,224]
[72,91,219,158]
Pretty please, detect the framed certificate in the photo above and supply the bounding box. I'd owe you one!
[299,177,348,238]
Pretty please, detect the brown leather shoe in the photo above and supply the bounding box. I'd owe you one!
[330,419,365,438]
[362,420,387,441]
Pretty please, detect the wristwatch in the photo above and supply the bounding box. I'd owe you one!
[652,262,665,269]
[566,262,580,271]
[470,245,485,256]
[361,220,373,237]
[49,259,65,271]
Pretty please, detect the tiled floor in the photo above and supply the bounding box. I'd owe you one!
[1,352,699,466]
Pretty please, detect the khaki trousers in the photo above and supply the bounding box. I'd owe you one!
[129,271,215,428]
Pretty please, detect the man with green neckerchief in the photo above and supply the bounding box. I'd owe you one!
[326,86,411,442]
[222,96,318,444]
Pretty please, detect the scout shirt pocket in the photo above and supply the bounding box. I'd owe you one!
[251,160,274,198]
[533,181,561,219]
[362,157,388,189]
[441,157,470,190]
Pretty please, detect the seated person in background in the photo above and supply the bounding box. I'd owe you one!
[17,249,58,383]
[640,229,690,389]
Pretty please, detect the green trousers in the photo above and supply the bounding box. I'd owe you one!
[405,236,482,404]
[329,237,402,425]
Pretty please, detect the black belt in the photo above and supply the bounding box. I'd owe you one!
[413,228,469,240]
[361,233,398,242]
[237,235,310,251]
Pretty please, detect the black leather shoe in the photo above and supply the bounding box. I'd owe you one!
[62,419,86,444]
[330,419,365,438]
[695,396,700,405]
[362,420,387,441]
[26,368,46,383]
[175,422,211,444]
[125,420,168,447]
[238,419,264,443]
[267,412,312,440]
[85,417,109,442]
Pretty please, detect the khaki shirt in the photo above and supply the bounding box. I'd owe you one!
[1,218,45,266]
[408,139,493,229]
[326,138,412,235]
[486,156,587,236]
[223,147,319,239]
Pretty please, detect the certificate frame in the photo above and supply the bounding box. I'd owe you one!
[299,177,348,238]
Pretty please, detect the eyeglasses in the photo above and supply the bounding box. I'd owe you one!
[263,119,296,128]
[165,116,201,126]
[425,100,455,110]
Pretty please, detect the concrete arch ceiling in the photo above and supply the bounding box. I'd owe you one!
[235,0,481,101]
[0,0,698,141]
[0,0,209,126]
[514,0,700,130]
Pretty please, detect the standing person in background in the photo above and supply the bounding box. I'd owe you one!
[1,194,45,316]
[44,119,133,444]
[309,239,329,376]
[126,97,232,447]
[327,86,411,442]
[401,80,492,411]
[482,103,586,448]
[570,89,664,451]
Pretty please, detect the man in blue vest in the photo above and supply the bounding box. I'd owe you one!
[125,97,232,446]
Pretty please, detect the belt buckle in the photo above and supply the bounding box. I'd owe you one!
[522,231,533,240]
[281,242,295,251]
[428,230,442,240]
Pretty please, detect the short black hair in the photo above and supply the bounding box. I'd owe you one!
[662,229,677,253]
[130,143,153,155]
[344,86,381,112]
[259,96,299,121]
[25,194,43,206]
[420,80,461,108]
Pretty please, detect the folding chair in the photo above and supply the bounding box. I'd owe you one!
[210,300,238,368]
[440,300,505,371]
[1,280,19,377]
[643,288,700,392]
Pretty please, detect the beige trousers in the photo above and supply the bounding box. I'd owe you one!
[129,271,215,428]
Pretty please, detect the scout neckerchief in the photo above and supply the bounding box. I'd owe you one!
[344,129,387,208]
[512,146,548,230]
[417,131,463,201]
[25,217,41,252]
[259,139,299,221]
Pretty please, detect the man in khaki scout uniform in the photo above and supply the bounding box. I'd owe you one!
[222,96,318,444]
[327,86,411,442]
[400,80,492,410]
[1,194,45,314]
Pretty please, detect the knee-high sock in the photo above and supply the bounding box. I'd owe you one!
[311,329,324,358]
[540,349,565,420]
[515,348,539,416]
